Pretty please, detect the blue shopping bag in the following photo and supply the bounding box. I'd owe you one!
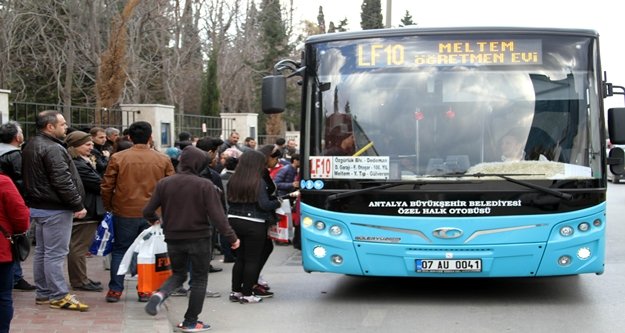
[89,212,115,256]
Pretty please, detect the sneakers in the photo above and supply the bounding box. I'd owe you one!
[138,292,151,302]
[144,292,164,316]
[257,276,270,290]
[49,294,89,312]
[105,290,122,303]
[176,320,211,332]
[170,287,188,297]
[229,291,242,302]
[14,278,36,291]
[239,295,263,304]
[205,290,221,298]
[252,284,274,298]
[208,265,223,273]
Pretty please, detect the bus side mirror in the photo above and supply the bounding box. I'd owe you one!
[608,108,625,144]
[262,75,286,114]
[608,147,625,176]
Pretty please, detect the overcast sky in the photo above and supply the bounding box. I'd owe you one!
[290,0,625,109]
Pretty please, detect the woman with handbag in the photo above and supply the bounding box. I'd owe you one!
[0,173,30,332]
[227,149,282,303]
[64,131,104,292]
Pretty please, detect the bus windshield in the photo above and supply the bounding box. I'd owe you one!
[307,33,603,181]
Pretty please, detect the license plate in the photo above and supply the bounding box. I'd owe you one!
[416,259,482,272]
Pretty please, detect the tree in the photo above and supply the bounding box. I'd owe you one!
[336,18,349,32]
[201,49,220,117]
[218,0,261,115]
[96,0,140,115]
[400,10,416,27]
[317,6,326,33]
[258,0,291,136]
[360,0,383,30]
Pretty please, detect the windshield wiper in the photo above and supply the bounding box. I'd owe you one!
[324,181,425,208]
[324,173,572,209]
[441,172,573,200]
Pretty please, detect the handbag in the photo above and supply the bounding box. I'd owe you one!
[0,225,30,261]
[89,212,115,256]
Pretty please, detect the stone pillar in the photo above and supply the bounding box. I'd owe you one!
[120,104,175,152]
[220,112,258,143]
[0,89,10,124]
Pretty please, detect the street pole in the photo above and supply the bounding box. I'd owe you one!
[385,0,392,28]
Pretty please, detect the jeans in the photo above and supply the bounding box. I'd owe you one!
[158,238,211,325]
[229,218,268,296]
[0,262,14,333]
[12,260,23,283]
[32,211,73,301]
[108,216,149,292]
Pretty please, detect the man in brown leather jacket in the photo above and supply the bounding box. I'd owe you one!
[101,121,174,303]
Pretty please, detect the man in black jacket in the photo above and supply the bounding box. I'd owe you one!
[0,121,36,291]
[21,110,89,311]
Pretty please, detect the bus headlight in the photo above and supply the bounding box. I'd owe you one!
[559,226,574,237]
[593,219,602,227]
[329,225,342,236]
[558,255,572,266]
[312,246,327,258]
[577,247,591,260]
[302,216,313,227]
[330,255,343,265]
[314,221,326,230]
[577,222,590,232]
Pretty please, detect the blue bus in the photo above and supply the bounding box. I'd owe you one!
[263,27,625,277]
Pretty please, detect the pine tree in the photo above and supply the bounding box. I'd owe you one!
[336,18,349,32]
[259,0,289,75]
[400,10,416,27]
[201,49,220,117]
[317,6,326,33]
[360,0,383,30]
[328,21,336,33]
[259,0,291,136]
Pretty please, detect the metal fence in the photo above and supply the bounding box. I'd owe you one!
[174,113,235,140]
[10,102,138,139]
[10,102,246,145]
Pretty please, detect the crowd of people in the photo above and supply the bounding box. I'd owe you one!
[0,112,300,333]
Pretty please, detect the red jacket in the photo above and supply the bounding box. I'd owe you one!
[0,174,30,263]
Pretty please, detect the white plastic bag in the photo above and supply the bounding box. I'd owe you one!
[268,199,293,242]
[117,226,154,276]
[136,225,171,293]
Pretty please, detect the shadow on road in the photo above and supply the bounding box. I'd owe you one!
[324,274,588,305]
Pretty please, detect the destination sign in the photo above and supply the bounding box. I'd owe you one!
[356,39,542,67]
[309,156,390,179]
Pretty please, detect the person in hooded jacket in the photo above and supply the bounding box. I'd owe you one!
[143,146,240,332]
[0,173,30,332]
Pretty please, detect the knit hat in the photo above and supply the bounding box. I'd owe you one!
[165,146,181,159]
[65,131,92,148]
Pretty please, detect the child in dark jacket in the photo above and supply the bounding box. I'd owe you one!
[143,146,239,332]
